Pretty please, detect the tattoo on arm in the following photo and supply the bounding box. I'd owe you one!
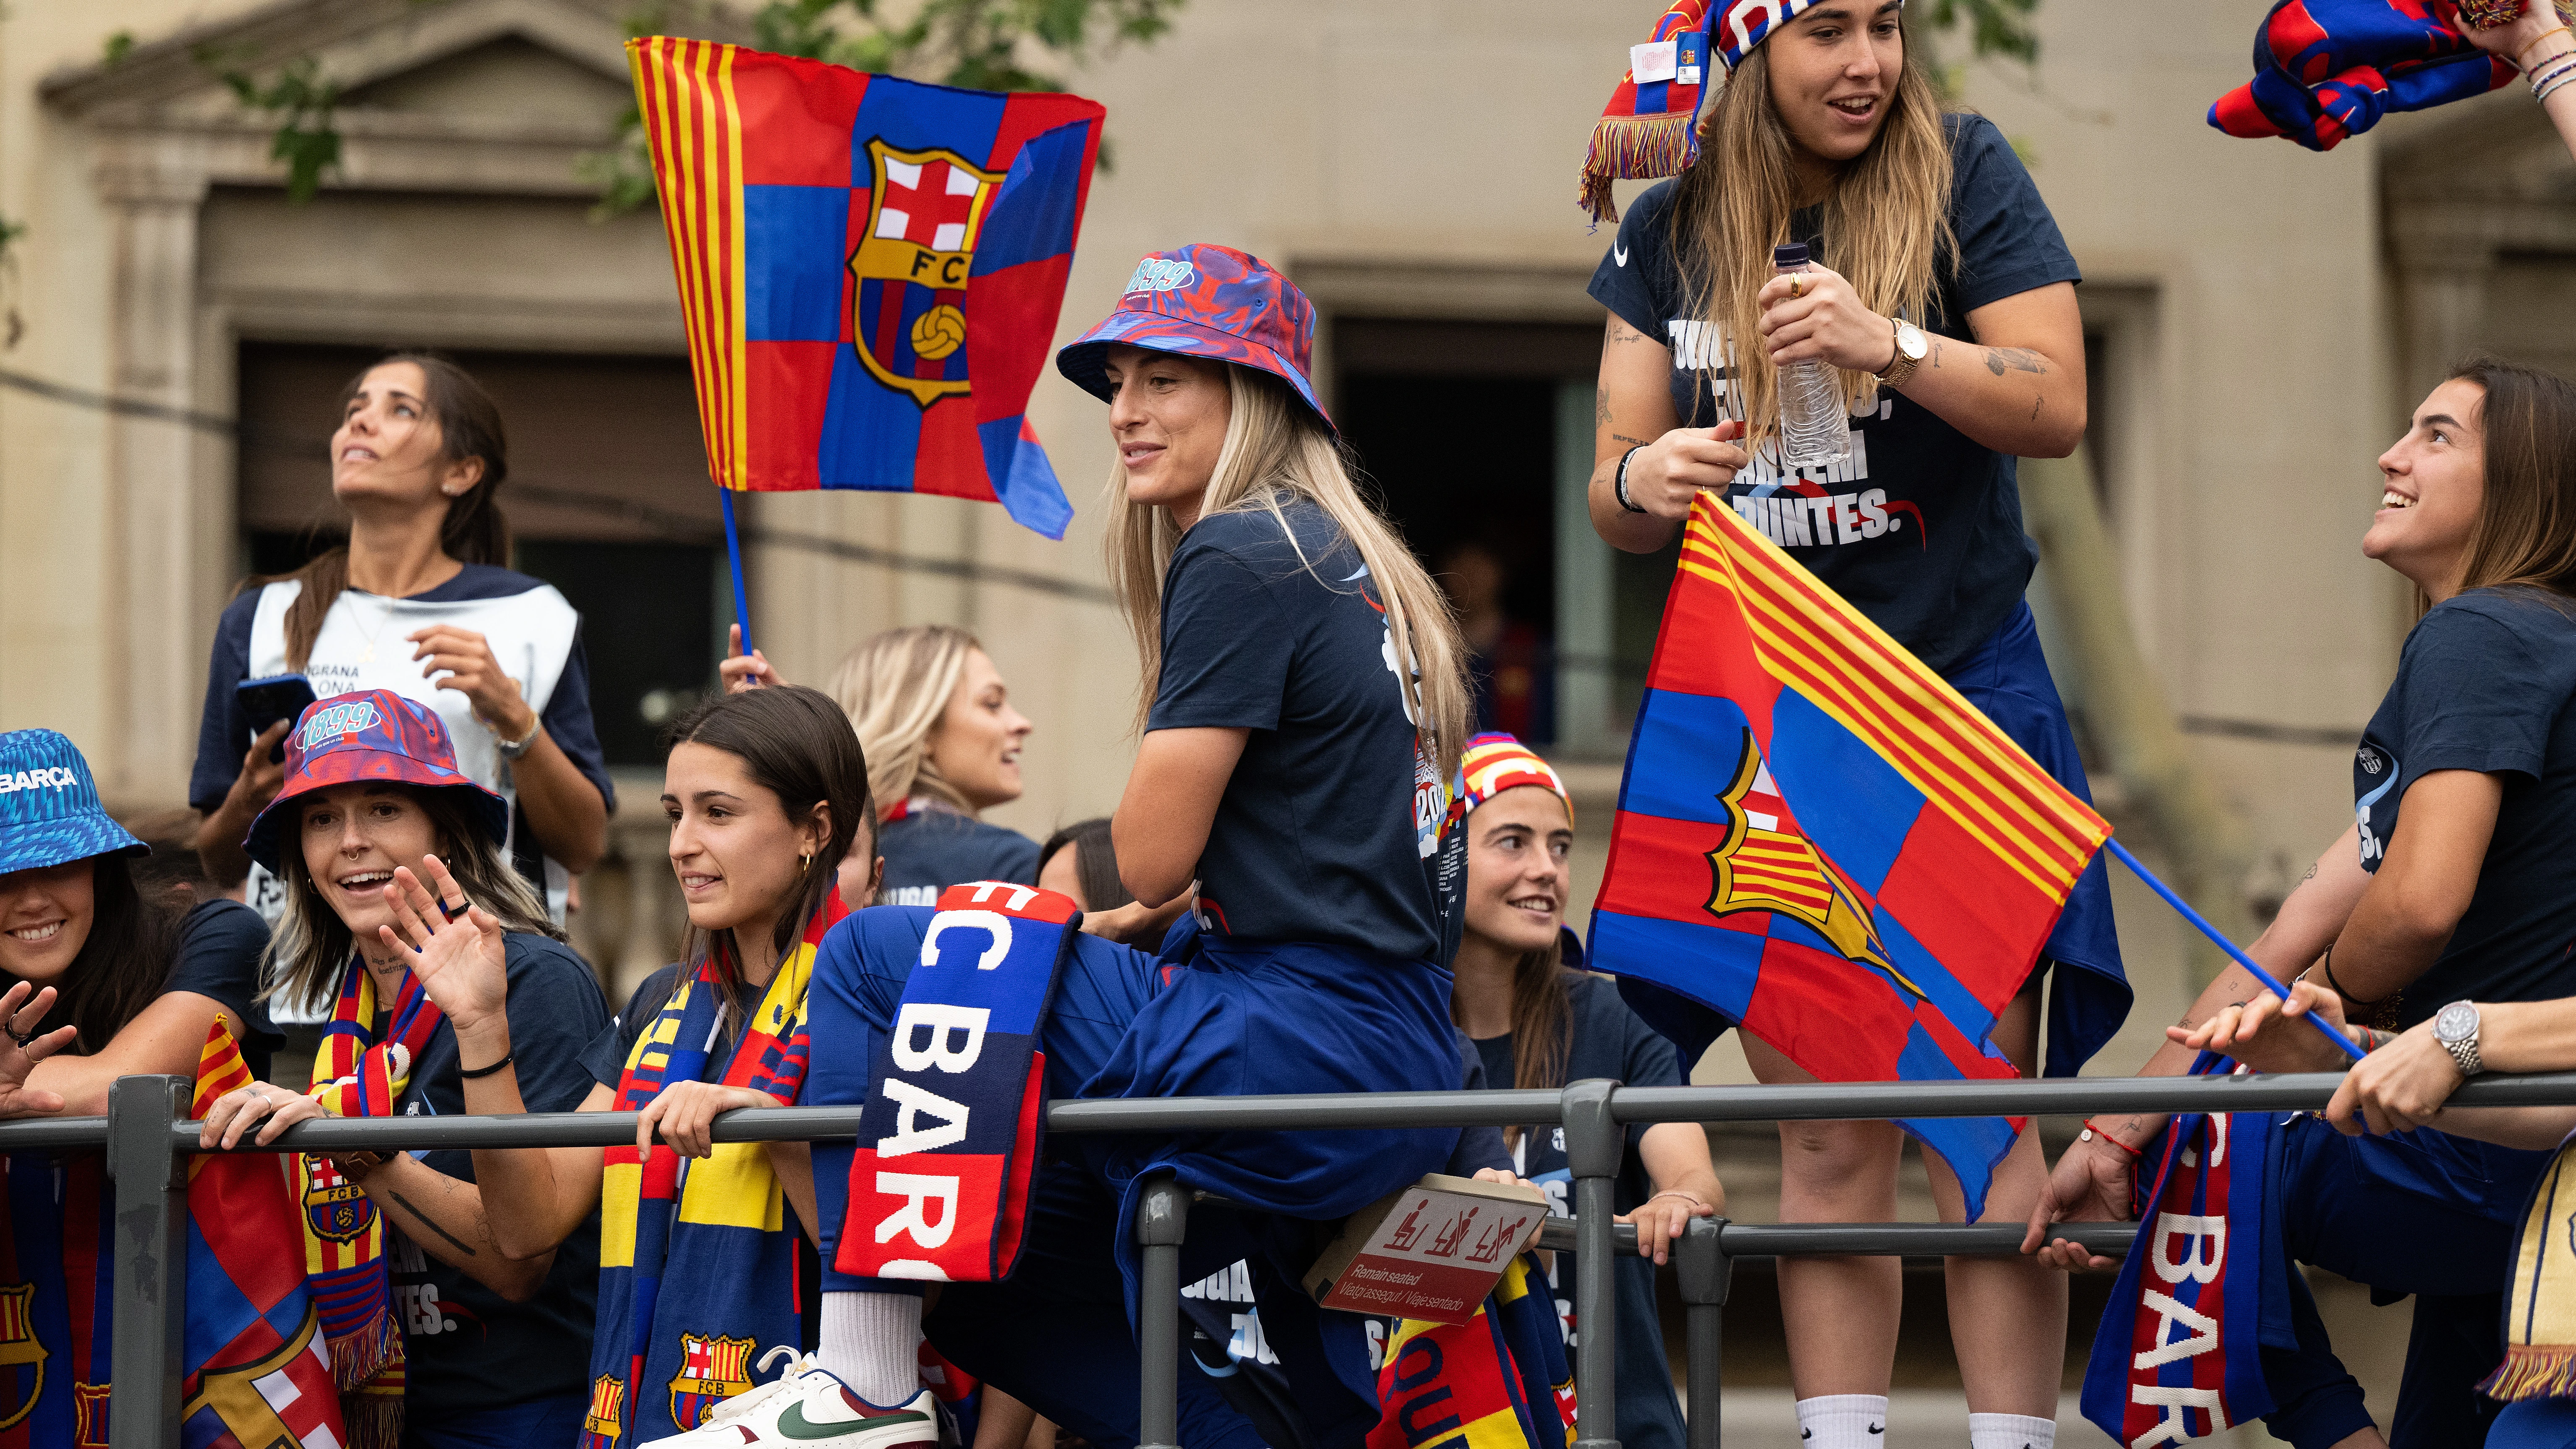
[2031,394,2043,423]
[387,1188,478,1258]
[1611,433,1651,446]
[1930,340,1944,370]
[1986,347,2048,376]
[1596,385,1612,427]
[2304,863,2319,882]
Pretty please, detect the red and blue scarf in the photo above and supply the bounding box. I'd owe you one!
[1369,1254,1575,1449]
[833,882,1078,1284]
[2082,1056,2288,1449]
[583,893,846,1447]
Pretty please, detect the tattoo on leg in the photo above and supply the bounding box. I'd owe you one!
[1986,347,2048,376]
[1596,385,1612,427]
[388,1188,478,1258]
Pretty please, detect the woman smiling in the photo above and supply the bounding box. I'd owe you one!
[197,689,608,1449]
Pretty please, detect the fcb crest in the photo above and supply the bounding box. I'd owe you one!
[669,1332,756,1429]
[583,1373,628,1441]
[0,1283,44,1431]
[850,138,1001,408]
[302,1154,375,1243]
[1704,734,1907,983]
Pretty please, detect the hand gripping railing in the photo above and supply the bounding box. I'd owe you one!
[32,1069,2576,1449]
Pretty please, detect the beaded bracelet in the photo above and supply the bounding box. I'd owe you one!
[2534,53,2576,90]
[2520,23,2575,71]
[2540,67,2576,104]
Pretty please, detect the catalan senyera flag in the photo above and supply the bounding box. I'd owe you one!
[1591,496,2112,1217]
[627,37,1106,540]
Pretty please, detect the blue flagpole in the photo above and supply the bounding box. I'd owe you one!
[720,488,753,658]
[2105,837,2364,1063]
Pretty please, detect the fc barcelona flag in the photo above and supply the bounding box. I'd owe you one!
[627,37,1107,539]
[1591,496,2111,1216]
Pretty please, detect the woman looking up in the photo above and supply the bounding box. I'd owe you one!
[1447,735,1722,1449]
[191,353,613,924]
[1581,7,2118,1447]
[720,625,1036,906]
[194,690,609,1449]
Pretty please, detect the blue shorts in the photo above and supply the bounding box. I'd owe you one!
[2258,1115,2551,1449]
[2491,1398,2576,1449]
[805,909,1463,1449]
[1617,600,2130,1078]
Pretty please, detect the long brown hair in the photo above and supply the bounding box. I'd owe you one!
[2452,357,2576,605]
[1454,939,1575,1149]
[263,787,558,1017]
[1101,363,1473,777]
[1671,21,1956,459]
[251,352,513,671]
[663,687,874,980]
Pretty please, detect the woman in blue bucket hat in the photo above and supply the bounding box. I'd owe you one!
[773,245,1486,1449]
[0,728,276,1114]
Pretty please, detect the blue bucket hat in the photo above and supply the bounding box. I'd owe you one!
[0,731,148,877]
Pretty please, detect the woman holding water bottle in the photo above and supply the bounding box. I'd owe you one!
[1579,4,2120,1448]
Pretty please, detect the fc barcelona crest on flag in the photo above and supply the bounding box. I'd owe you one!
[0,1282,44,1431]
[852,140,1001,407]
[1703,733,1897,978]
[669,1333,756,1430]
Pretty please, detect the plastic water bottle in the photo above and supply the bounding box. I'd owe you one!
[1773,242,1851,469]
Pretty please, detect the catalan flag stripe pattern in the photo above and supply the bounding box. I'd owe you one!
[632,37,750,491]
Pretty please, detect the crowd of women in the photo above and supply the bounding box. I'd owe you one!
[10,0,2576,1446]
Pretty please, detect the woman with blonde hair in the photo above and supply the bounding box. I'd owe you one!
[1580,4,2122,1448]
[760,245,1484,1449]
[723,625,1035,907]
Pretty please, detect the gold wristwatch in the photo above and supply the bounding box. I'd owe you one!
[1875,317,1927,391]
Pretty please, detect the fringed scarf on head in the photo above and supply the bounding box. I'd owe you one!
[300,961,448,1446]
[1369,1254,1575,1449]
[2480,1134,2576,1401]
[584,890,848,1449]
[2082,1055,2290,1449]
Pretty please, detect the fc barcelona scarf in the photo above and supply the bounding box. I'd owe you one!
[585,891,847,1448]
[1369,1255,1575,1449]
[2479,1133,2576,1400]
[0,1022,349,1449]
[833,882,1079,1283]
[2082,1057,2284,1449]
[300,961,449,1444]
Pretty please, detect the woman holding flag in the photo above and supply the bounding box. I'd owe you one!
[1579,2,2118,1444]
[2031,358,2576,1449]
[194,689,609,1449]
[256,685,882,1449]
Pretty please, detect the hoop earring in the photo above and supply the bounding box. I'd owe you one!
[799,850,814,875]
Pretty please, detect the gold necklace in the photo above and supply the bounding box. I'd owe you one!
[347,592,396,664]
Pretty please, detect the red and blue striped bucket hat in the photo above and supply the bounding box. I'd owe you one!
[244,690,509,871]
[1055,244,1332,431]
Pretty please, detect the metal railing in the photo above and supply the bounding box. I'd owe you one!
[37,1068,2576,1449]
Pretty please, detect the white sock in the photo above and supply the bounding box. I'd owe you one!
[1798,1394,1890,1449]
[818,1290,920,1407]
[1969,1412,2056,1449]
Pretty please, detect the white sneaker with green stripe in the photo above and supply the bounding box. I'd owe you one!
[640,1362,938,1449]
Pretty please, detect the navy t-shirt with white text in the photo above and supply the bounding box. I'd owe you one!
[2354,588,2576,1024]
[1587,113,2081,676]
[1147,499,1462,962]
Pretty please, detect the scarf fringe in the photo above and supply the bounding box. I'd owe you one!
[326,1309,399,1392]
[2482,1344,2576,1402]
[338,1385,404,1449]
[1581,113,1695,224]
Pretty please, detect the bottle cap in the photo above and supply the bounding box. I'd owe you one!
[1773,242,1810,269]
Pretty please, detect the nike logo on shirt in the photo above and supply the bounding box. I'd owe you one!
[1614,240,1630,266]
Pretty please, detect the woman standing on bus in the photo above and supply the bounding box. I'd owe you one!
[1581,6,2121,1449]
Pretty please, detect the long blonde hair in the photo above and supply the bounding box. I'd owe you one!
[1672,26,1956,459]
[825,624,981,815]
[1103,364,1472,777]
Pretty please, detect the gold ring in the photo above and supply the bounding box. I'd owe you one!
[1789,276,1806,299]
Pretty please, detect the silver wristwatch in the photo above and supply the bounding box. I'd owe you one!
[493,714,543,761]
[2433,1000,2484,1078]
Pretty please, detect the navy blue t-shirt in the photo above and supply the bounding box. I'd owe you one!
[1473,971,1688,1449]
[15,898,282,1078]
[384,932,609,1415]
[1147,499,1464,962]
[875,808,1040,907]
[2354,589,2576,1026]
[1587,113,2081,676]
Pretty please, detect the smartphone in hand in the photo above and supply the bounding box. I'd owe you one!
[235,674,319,762]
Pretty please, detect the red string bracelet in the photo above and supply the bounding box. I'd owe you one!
[2080,1120,2143,1156]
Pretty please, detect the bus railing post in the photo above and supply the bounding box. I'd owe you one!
[1134,1174,1191,1449]
[1563,1078,1623,1449]
[1675,1215,1732,1449]
[107,1074,189,1449]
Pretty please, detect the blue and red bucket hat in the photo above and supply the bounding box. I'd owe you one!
[1055,244,1332,431]
[244,690,509,872]
[0,730,147,877]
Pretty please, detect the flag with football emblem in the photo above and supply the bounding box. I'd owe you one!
[627,37,1106,540]
[1590,495,2112,1217]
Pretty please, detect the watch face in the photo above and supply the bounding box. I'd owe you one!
[2435,1001,2478,1042]
[1897,322,1928,362]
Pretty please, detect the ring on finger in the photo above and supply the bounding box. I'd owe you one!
[1788,276,1805,299]
[4,1025,33,1049]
